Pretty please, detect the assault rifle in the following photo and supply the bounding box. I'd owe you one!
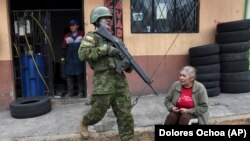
[96,26,158,95]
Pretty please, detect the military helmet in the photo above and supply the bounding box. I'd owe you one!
[90,6,112,24]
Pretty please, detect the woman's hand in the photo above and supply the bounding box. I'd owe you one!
[179,108,188,114]
[171,107,180,113]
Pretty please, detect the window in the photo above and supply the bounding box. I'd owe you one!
[131,0,199,33]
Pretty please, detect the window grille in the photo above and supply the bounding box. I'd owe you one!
[131,0,199,33]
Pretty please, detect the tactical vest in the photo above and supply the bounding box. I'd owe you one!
[88,32,122,72]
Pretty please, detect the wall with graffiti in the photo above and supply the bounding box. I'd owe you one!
[104,0,123,40]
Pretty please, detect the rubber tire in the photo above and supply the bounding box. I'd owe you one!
[220,42,250,53]
[216,30,250,44]
[200,81,220,89]
[221,60,249,73]
[9,97,52,118]
[196,73,220,82]
[221,81,250,93]
[206,87,220,97]
[195,64,220,74]
[189,44,219,58]
[220,51,249,62]
[221,71,250,82]
[217,19,250,33]
[189,55,220,66]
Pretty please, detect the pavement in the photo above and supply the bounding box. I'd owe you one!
[0,92,250,141]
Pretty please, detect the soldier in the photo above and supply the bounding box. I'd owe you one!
[78,6,134,141]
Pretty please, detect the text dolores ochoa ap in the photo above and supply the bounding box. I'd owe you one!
[155,125,250,140]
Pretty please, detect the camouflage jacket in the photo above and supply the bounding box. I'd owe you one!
[78,31,132,94]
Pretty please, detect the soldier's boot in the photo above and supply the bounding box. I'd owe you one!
[80,119,90,139]
[85,97,91,105]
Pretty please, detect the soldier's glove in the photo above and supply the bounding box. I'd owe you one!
[108,46,120,56]
[123,59,133,73]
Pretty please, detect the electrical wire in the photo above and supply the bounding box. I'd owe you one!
[28,13,57,89]
[20,12,57,95]
[23,13,56,62]
[132,0,201,107]
[24,33,50,94]
[12,43,20,57]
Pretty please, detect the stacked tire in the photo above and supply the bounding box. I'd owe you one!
[189,44,220,97]
[216,19,250,93]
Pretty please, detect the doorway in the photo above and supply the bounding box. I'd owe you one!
[9,0,87,98]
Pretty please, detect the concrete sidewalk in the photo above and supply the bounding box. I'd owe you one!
[0,92,250,140]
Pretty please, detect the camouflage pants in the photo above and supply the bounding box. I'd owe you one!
[83,92,134,141]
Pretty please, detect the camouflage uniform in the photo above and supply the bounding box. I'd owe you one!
[78,31,134,141]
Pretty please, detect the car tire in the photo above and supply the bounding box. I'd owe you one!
[9,97,52,118]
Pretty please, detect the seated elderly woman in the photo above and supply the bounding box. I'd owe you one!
[164,66,209,125]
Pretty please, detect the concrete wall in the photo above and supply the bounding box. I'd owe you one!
[0,0,246,107]
[0,0,15,109]
[123,0,245,56]
[83,0,245,96]
[0,0,12,60]
[84,0,245,56]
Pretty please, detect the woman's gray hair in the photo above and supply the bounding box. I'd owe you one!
[181,66,197,80]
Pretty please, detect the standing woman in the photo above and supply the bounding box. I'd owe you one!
[164,66,209,125]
